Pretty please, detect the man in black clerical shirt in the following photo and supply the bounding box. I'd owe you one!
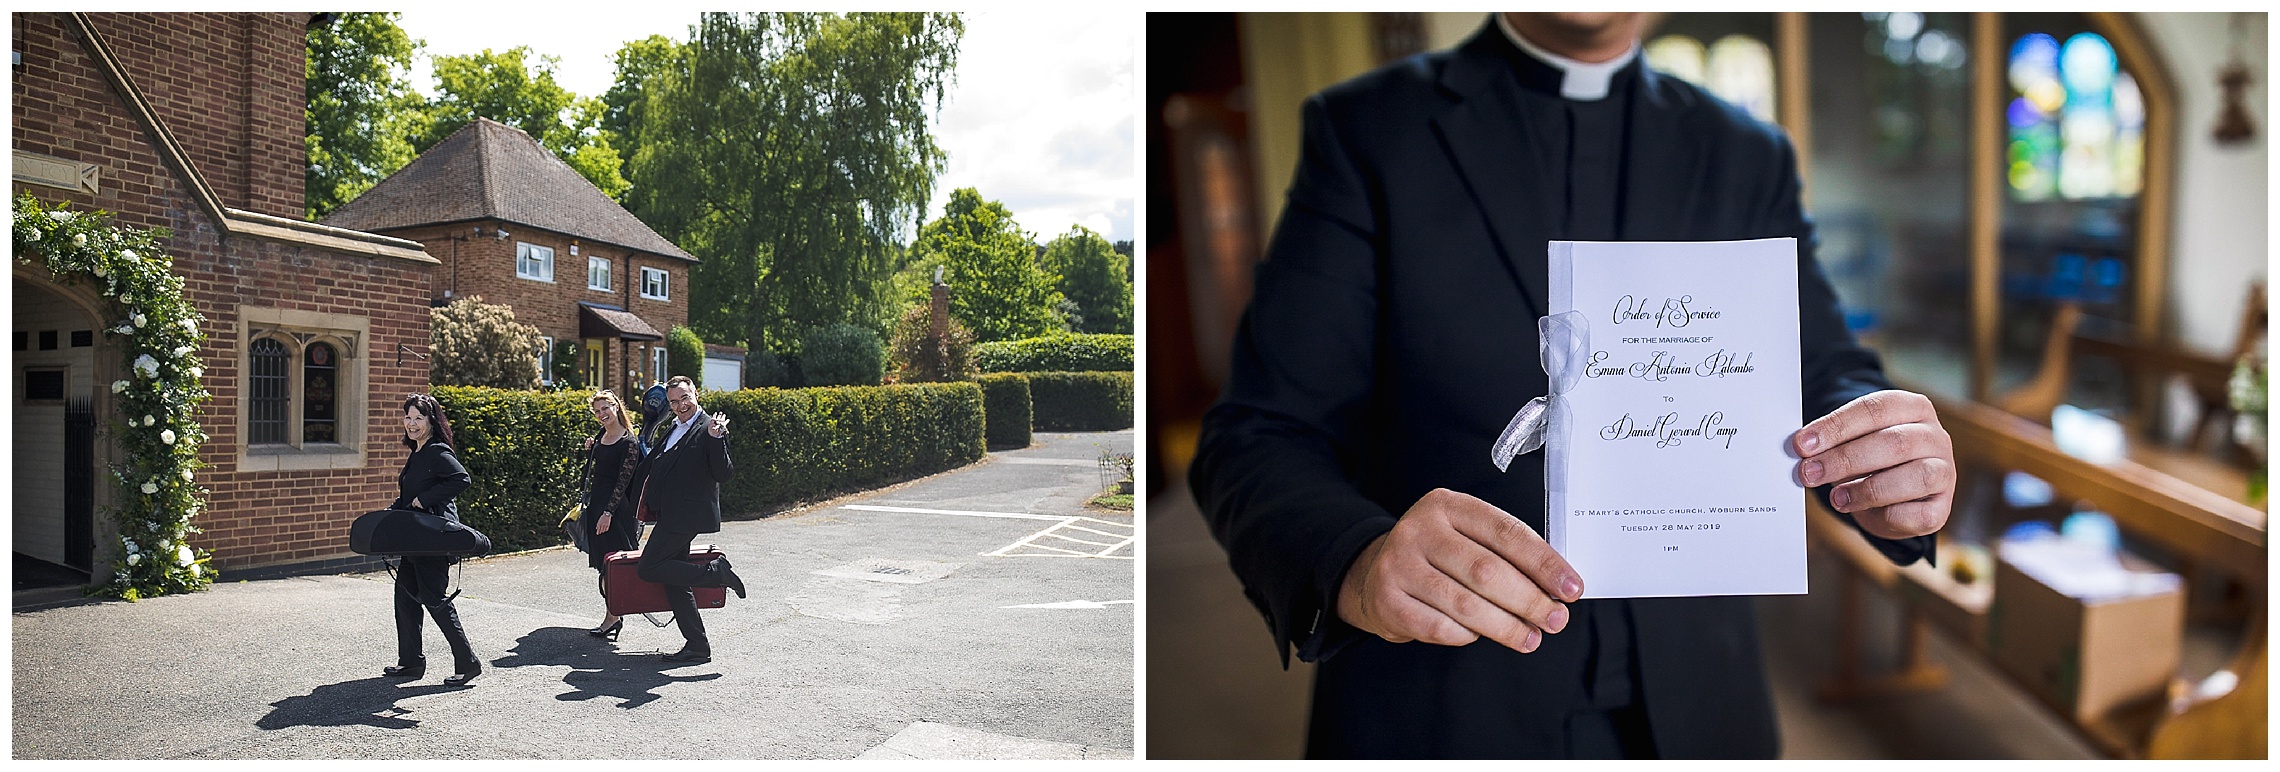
[1190,12,1957,759]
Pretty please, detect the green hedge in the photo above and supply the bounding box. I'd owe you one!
[972,333,1132,373]
[977,373,1032,450]
[433,386,592,553]
[436,382,986,550]
[1023,371,1134,432]
[708,382,985,515]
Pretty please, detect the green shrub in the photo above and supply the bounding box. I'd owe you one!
[747,349,789,388]
[802,323,885,386]
[973,333,1133,373]
[430,295,542,389]
[977,373,1032,449]
[887,303,979,383]
[432,386,592,553]
[550,339,582,387]
[667,325,704,383]
[708,382,985,513]
[1023,371,1133,431]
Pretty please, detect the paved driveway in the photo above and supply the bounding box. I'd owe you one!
[11,431,1134,760]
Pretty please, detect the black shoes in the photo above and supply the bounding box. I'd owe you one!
[714,556,747,599]
[443,664,480,686]
[662,646,712,663]
[382,664,424,679]
[588,618,624,641]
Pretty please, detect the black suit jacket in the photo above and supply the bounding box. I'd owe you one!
[1190,25,1931,758]
[392,441,471,521]
[643,411,733,534]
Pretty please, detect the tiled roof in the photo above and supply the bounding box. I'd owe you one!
[320,117,693,262]
[578,302,664,341]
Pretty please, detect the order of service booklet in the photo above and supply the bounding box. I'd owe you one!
[1544,238,1807,598]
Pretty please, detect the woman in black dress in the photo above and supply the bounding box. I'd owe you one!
[385,393,480,685]
[581,389,647,640]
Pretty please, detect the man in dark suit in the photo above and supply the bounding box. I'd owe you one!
[637,375,746,663]
[1190,13,1958,758]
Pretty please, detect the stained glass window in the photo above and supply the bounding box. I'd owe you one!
[2008,31,2140,201]
[249,338,288,444]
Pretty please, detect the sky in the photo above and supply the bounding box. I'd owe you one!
[393,8,1136,245]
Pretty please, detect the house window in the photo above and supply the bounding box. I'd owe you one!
[517,242,555,282]
[640,267,669,300]
[248,337,289,444]
[538,336,555,385]
[303,342,337,443]
[653,346,669,384]
[588,255,612,291]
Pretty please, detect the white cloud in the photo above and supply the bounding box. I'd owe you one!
[390,8,1135,243]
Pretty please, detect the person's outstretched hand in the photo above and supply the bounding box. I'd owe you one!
[1794,390,1955,539]
[1337,488,1582,654]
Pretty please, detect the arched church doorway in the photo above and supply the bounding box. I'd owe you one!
[14,276,105,589]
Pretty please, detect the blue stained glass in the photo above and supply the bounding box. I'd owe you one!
[2008,96,2044,128]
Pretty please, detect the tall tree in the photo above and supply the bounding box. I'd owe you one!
[423,47,630,199]
[625,12,963,356]
[304,12,427,219]
[1043,225,1132,334]
[600,34,689,198]
[920,188,1063,342]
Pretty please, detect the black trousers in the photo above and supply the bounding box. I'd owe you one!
[393,555,477,672]
[635,528,716,650]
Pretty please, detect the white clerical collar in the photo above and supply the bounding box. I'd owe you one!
[1497,14,1639,102]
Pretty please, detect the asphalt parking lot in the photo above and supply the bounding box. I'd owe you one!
[11,430,1134,760]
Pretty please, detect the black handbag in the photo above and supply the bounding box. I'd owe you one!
[349,508,492,557]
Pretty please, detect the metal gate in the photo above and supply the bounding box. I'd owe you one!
[65,395,94,571]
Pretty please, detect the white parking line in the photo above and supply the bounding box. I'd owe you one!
[839,504,1134,559]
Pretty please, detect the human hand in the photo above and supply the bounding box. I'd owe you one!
[583,436,596,451]
[595,511,613,533]
[1794,390,1955,539]
[709,414,730,438]
[1335,488,1581,654]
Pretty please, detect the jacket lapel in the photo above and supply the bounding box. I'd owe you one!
[1620,69,1709,240]
[1429,29,1560,320]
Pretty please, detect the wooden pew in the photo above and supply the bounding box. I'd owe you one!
[1810,394,2267,758]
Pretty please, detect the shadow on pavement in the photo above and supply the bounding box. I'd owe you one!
[256,677,466,730]
[493,626,723,709]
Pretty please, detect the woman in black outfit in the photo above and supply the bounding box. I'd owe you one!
[384,393,480,686]
[580,389,647,640]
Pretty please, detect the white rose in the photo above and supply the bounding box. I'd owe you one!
[190,563,203,577]
[73,233,87,247]
[47,210,75,222]
[92,262,108,278]
[124,539,139,554]
[188,366,203,379]
[134,355,159,378]
[160,429,176,445]
[112,380,128,394]
[142,415,155,426]
[127,552,141,567]
[140,482,158,495]
[176,544,194,566]
[174,344,194,356]
[132,313,146,329]
[180,318,197,333]
[26,228,40,241]
[120,249,136,261]
[181,468,195,482]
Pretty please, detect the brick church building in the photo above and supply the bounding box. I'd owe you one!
[13,12,439,583]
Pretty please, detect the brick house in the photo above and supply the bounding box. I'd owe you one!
[13,12,439,583]
[320,117,697,399]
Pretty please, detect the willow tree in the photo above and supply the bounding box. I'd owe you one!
[623,12,962,357]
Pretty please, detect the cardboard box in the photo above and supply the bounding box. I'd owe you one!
[1986,554,2184,722]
